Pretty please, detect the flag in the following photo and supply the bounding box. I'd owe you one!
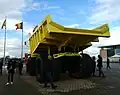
[1,19,6,29]
[15,22,23,30]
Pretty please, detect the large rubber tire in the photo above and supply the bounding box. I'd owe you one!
[52,59,61,81]
[28,57,36,76]
[79,54,93,78]
[66,56,81,78]
[61,54,93,79]
[36,58,41,82]
[56,56,81,78]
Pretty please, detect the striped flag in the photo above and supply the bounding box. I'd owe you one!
[15,22,23,30]
[1,19,6,29]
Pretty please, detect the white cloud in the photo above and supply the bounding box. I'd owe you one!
[0,0,60,35]
[0,0,41,31]
[23,1,60,12]
[65,24,80,28]
[84,26,120,56]
[89,0,120,24]
[86,0,120,56]
[0,37,29,58]
[0,0,24,19]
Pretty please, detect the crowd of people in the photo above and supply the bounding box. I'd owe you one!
[0,58,23,85]
[91,55,111,78]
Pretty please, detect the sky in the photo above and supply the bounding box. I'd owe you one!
[0,0,120,57]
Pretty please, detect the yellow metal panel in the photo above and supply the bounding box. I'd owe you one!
[41,25,45,39]
[34,34,37,48]
[40,39,61,46]
[31,39,33,54]
[37,30,39,42]
[32,35,34,50]
[32,38,34,52]
[29,38,32,54]
[38,28,41,42]
[35,33,37,46]
[34,33,36,44]
[31,53,40,57]
[33,35,36,51]
[36,32,38,44]
[29,39,32,54]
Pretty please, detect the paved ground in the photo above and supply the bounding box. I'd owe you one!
[0,63,120,95]
[0,70,42,95]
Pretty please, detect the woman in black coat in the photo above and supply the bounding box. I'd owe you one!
[97,55,105,77]
[6,59,16,85]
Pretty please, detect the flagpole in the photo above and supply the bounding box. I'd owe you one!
[21,22,23,60]
[3,17,7,69]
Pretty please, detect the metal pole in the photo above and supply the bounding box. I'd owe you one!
[21,24,23,60]
[19,23,23,77]
[3,18,7,70]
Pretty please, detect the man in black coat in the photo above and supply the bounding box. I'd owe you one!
[97,55,105,77]
[19,59,23,76]
[0,58,3,75]
[43,54,57,89]
[40,51,57,89]
[106,57,111,69]
[92,56,96,76]
[6,59,16,85]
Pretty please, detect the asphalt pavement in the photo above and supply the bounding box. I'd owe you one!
[0,70,42,95]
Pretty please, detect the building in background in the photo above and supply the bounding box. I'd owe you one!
[99,44,120,58]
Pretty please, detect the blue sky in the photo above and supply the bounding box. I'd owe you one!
[22,0,97,28]
[0,0,120,57]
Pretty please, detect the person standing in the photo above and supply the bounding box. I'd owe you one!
[19,59,23,76]
[40,51,57,89]
[0,58,3,75]
[92,56,96,76]
[106,57,111,69]
[97,55,105,77]
[6,59,16,86]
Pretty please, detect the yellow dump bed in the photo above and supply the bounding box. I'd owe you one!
[29,15,110,54]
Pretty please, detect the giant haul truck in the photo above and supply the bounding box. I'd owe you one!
[27,15,110,82]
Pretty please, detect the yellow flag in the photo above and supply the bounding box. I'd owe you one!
[1,19,6,29]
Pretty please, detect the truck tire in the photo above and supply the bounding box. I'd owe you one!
[79,53,93,78]
[36,58,41,82]
[28,57,36,76]
[52,59,61,81]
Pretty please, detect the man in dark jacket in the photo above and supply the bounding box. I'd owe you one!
[0,58,3,75]
[97,55,105,77]
[106,57,111,69]
[6,59,16,85]
[92,56,96,76]
[40,51,57,89]
[19,59,23,76]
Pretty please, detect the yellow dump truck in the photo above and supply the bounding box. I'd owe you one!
[27,15,110,82]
